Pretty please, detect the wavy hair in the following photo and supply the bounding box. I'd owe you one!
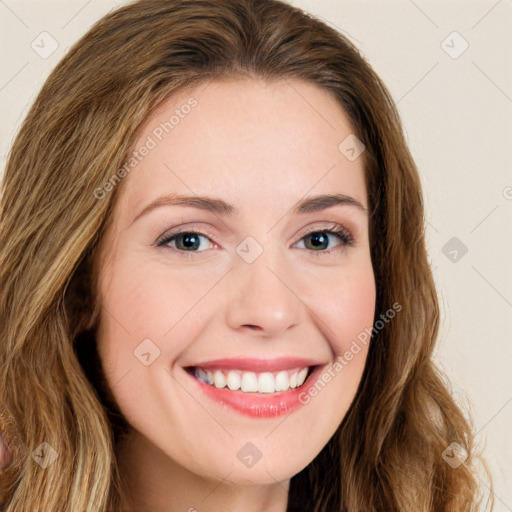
[0,0,493,510]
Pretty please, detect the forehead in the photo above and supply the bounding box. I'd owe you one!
[116,78,367,222]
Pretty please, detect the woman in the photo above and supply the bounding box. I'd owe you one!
[0,0,493,511]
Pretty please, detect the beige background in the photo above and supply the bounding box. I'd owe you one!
[1,1,511,510]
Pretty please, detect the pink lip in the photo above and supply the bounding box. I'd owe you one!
[184,362,325,419]
[188,356,321,372]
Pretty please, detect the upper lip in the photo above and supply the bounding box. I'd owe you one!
[186,357,322,372]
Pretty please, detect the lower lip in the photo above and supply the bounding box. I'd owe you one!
[185,365,323,418]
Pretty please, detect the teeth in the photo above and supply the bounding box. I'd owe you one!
[298,367,308,385]
[213,370,226,389]
[241,372,258,392]
[257,372,274,393]
[197,368,211,384]
[274,371,288,391]
[193,366,310,393]
[226,371,241,391]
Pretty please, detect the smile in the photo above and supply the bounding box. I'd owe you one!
[192,366,311,393]
[182,357,325,418]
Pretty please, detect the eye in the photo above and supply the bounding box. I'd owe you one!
[156,229,215,254]
[293,224,354,256]
[155,223,354,257]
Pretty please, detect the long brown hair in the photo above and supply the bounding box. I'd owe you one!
[0,0,493,510]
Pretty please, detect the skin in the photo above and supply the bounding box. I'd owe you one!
[95,78,376,512]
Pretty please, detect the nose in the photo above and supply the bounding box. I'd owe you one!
[224,247,301,338]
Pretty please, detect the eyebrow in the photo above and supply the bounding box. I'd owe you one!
[131,192,367,225]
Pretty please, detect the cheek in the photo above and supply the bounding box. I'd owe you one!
[95,255,216,382]
[98,255,208,340]
[293,261,375,452]
[309,261,376,356]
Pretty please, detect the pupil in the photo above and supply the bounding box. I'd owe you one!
[309,232,327,250]
[180,233,200,250]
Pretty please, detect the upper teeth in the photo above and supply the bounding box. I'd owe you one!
[194,367,309,393]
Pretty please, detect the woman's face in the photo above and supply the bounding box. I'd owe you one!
[95,78,376,486]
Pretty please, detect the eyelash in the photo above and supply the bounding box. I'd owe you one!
[156,224,354,258]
